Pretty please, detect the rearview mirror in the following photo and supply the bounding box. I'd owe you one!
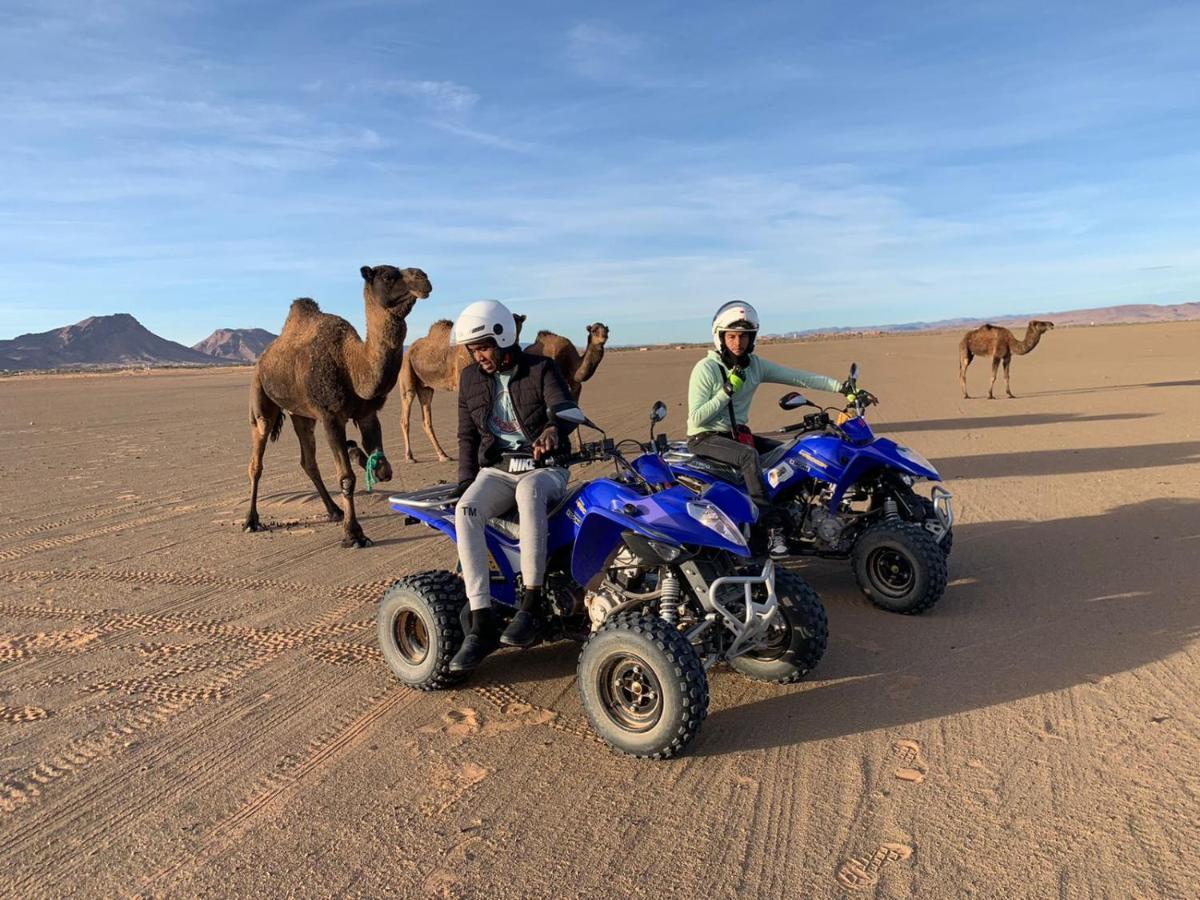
[849,362,859,381]
[549,403,597,432]
[651,400,667,423]
[551,403,588,425]
[779,391,812,410]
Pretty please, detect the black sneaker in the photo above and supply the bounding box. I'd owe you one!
[767,528,790,559]
[449,608,497,673]
[500,609,542,647]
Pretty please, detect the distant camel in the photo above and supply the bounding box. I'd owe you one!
[526,323,609,402]
[959,320,1055,399]
[398,314,526,462]
[244,265,431,546]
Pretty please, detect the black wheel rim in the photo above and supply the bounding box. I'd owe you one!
[597,652,663,733]
[868,547,916,598]
[393,609,429,665]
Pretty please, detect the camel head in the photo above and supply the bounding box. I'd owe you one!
[1030,320,1055,334]
[360,265,432,315]
[586,322,610,346]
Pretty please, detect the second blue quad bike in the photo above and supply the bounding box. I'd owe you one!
[665,364,954,615]
[376,403,828,759]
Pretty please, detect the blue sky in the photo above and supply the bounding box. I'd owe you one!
[2,0,1199,346]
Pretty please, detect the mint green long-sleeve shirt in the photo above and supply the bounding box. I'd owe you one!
[687,350,841,436]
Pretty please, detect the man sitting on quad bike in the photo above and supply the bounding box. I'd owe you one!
[448,299,576,673]
[687,300,873,558]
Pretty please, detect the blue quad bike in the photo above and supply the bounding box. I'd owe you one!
[376,403,828,759]
[664,364,954,615]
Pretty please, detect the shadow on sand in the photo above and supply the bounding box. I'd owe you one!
[879,412,1154,433]
[936,441,1200,480]
[1021,378,1200,398]
[690,497,1200,756]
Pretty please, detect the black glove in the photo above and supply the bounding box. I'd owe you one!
[456,478,474,496]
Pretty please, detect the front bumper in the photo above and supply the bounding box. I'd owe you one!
[707,558,780,659]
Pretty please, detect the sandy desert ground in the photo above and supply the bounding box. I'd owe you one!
[1,321,1198,898]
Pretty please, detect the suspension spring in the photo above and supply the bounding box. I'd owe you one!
[883,497,900,521]
[659,569,681,625]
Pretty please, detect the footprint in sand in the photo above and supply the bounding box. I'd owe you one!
[419,708,482,738]
[836,842,914,890]
[892,739,928,784]
[422,704,558,740]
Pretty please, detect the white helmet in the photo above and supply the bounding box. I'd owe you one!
[451,299,518,349]
[711,300,760,350]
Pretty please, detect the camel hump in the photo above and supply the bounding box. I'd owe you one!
[288,297,322,319]
[428,319,454,335]
[535,329,555,340]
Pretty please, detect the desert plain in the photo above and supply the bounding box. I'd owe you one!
[1,321,1199,898]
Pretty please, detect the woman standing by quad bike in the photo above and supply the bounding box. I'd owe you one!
[377,403,828,759]
[666,363,953,615]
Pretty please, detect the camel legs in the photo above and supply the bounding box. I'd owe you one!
[244,383,282,532]
[291,415,343,522]
[417,385,451,462]
[1003,356,1015,398]
[987,356,1001,400]
[399,384,418,462]
[350,412,394,483]
[959,349,973,398]
[321,417,370,548]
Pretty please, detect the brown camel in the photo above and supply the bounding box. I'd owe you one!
[244,265,431,547]
[958,320,1054,399]
[526,322,609,402]
[397,313,526,462]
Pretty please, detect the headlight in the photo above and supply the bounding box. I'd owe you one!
[686,500,748,549]
[897,446,933,472]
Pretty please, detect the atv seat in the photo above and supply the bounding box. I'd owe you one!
[488,482,586,541]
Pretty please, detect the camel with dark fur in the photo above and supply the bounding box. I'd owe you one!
[959,320,1054,399]
[397,314,526,462]
[244,265,431,546]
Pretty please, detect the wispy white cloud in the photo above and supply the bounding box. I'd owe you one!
[564,22,645,81]
[367,78,479,114]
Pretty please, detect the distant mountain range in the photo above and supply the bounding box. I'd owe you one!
[191,328,277,362]
[3,300,1198,372]
[0,315,273,372]
[771,301,1200,339]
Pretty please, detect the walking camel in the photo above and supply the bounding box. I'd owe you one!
[244,265,431,547]
[958,320,1055,399]
[398,319,608,462]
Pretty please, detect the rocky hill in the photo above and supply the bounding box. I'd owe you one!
[0,314,232,372]
[191,328,277,363]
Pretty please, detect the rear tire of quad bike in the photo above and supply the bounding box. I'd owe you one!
[577,615,709,760]
[377,571,467,690]
[852,522,948,615]
[729,569,829,683]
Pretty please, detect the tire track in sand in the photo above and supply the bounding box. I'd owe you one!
[130,683,416,897]
[2,591,376,891]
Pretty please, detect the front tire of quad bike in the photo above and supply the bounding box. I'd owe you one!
[577,615,709,760]
[377,571,467,690]
[729,569,829,683]
[852,522,948,615]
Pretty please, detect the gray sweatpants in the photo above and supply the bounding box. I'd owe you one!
[455,466,569,611]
